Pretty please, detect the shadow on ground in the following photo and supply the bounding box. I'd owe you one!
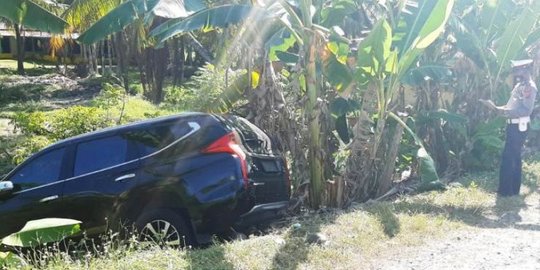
[270,210,339,269]
[186,244,235,270]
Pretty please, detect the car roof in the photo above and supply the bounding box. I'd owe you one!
[46,112,212,150]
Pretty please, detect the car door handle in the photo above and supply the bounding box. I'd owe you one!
[115,173,136,182]
[40,195,59,203]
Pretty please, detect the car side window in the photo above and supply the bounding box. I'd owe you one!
[10,148,65,191]
[123,121,198,158]
[74,136,128,176]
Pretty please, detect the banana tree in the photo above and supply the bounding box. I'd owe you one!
[0,0,68,75]
[434,0,540,172]
[452,0,540,98]
[342,0,454,201]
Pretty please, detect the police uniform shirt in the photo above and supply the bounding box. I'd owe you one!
[503,80,537,118]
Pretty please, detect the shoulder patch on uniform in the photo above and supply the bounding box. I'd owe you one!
[523,86,535,98]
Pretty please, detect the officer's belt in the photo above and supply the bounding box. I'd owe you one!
[507,116,530,124]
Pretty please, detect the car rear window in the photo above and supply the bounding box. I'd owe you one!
[74,136,128,176]
[224,116,273,155]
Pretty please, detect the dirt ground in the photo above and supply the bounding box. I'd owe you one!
[376,191,540,270]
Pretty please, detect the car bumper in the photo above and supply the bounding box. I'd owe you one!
[235,201,289,229]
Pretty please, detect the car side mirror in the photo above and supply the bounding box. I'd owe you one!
[0,181,14,199]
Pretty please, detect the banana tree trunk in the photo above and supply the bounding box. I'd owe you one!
[306,40,324,209]
[376,121,404,196]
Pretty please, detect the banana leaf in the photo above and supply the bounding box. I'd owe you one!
[389,112,440,184]
[152,0,205,19]
[427,110,467,123]
[266,28,296,62]
[356,19,392,76]
[320,0,356,27]
[451,20,489,69]
[398,0,454,78]
[478,0,513,43]
[78,0,161,44]
[0,0,67,33]
[402,64,452,86]
[1,218,81,248]
[275,51,299,64]
[151,5,264,44]
[494,1,540,78]
[417,147,440,183]
[324,42,353,92]
[393,0,439,55]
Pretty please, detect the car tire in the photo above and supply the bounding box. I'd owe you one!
[135,209,194,248]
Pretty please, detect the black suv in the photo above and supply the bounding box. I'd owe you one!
[0,113,290,246]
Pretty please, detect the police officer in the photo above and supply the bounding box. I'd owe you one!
[481,59,537,196]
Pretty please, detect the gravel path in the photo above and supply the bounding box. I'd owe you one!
[376,191,540,270]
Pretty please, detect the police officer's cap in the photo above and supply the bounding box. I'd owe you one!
[511,59,533,70]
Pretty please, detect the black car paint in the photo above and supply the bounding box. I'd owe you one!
[0,113,288,243]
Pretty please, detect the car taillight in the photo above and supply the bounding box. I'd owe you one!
[202,132,249,188]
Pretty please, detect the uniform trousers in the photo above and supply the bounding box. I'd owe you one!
[498,123,528,196]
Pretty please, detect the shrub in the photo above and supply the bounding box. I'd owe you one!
[11,111,49,136]
[11,136,52,165]
[48,106,114,140]
[92,83,124,109]
[12,106,114,141]
[130,84,144,96]
[164,64,245,112]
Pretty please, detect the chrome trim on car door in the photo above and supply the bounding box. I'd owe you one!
[39,195,59,203]
[115,173,136,182]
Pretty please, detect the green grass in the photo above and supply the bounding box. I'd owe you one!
[9,161,534,270]
[0,60,58,76]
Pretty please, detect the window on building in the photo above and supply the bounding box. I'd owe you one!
[0,36,11,53]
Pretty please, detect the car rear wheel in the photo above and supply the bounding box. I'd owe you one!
[135,209,194,248]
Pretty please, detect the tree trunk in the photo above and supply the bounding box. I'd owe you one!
[136,50,147,95]
[115,32,130,94]
[179,37,185,82]
[149,45,169,104]
[306,40,325,209]
[107,37,113,74]
[100,40,105,75]
[376,121,404,196]
[14,24,25,75]
[186,45,193,66]
[93,44,99,76]
[172,37,185,88]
